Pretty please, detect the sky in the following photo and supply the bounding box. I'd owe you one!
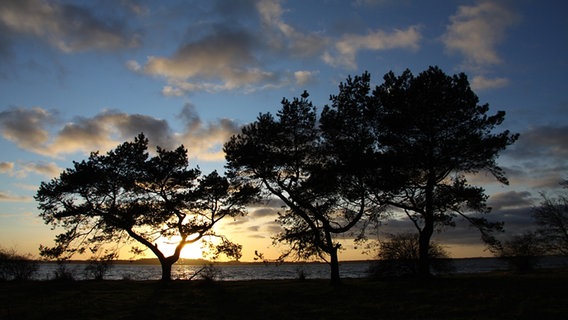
[0,0,567,262]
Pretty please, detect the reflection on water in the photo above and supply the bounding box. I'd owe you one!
[33,256,568,281]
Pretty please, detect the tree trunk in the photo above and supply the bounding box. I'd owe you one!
[161,260,174,281]
[418,225,433,277]
[329,247,340,285]
[418,175,435,277]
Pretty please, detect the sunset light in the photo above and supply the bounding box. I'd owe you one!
[0,0,566,267]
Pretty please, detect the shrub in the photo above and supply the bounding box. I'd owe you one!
[84,253,116,280]
[52,261,76,281]
[498,232,545,273]
[193,264,223,282]
[368,233,454,278]
[0,247,38,281]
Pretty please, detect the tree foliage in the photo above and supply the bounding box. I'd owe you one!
[225,92,372,283]
[225,66,517,280]
[36,133,257,280]
[358,67,517,276]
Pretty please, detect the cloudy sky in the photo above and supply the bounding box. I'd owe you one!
[0,0,567,261]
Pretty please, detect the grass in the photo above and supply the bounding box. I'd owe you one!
[2,269,568,320]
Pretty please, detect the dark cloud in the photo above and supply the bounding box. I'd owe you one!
[507,125,568,160]
[487,190,535,211]
[0,107,55,152]
[502,125,568,190]
[178,103,240,161]
[250,208,279,218]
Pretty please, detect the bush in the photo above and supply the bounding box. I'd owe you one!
[192,264,223,282]
[498,232,545,273]
[52,261,76,281]
[84,253,116,280]
[0,247,38,281]
[368,233,454,278]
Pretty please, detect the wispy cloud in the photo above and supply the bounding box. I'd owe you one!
[17,161,62,179]
[0,162,14,174]
[323,26,421,69]
[471,75,510,91]
[0,0,140,53]
[256,0,329,58]
[0,191,31,203]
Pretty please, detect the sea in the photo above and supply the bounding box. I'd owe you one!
[32,256,568,281]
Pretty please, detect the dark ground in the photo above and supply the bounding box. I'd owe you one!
[2,269,568,320]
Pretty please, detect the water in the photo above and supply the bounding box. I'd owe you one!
[33,257,568,281]
[34,262,370,281]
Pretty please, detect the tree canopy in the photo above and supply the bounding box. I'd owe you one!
[226,66,518,279]
[370,67,518,275]
[224,92,373,283]
[36,133,257,280]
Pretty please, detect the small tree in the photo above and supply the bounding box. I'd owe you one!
[498,232,545,273]
[369,233,453,277]
[36,134,257,281]
[532,179,568,256]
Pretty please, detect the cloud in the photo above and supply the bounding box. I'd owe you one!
[0,107,54,152]
[442,1,519,70]
[323,26,421,69]
[294,70,318,87]
[17,161,62,178]
[138,27,277,95]
[488,190,535,211]
[43,110,174,157]
[125,0,422,94]
[0,106,239,162]
[0,191,31,203]
[0,0,140,53]
[0,159,59,179]
[177,103,240,161]
[501,125,568,190]
[250,207,280,218]
[506,125,568,161]
[0,162,14,174]
[256,0,329,58]
[471,75,510,91]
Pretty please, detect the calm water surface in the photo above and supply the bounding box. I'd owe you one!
[34,257,568,281]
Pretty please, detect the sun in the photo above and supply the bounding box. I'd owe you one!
[153,238,205,260]
[180,242,205,260]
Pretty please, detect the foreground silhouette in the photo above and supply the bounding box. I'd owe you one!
[36,134,257,281]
